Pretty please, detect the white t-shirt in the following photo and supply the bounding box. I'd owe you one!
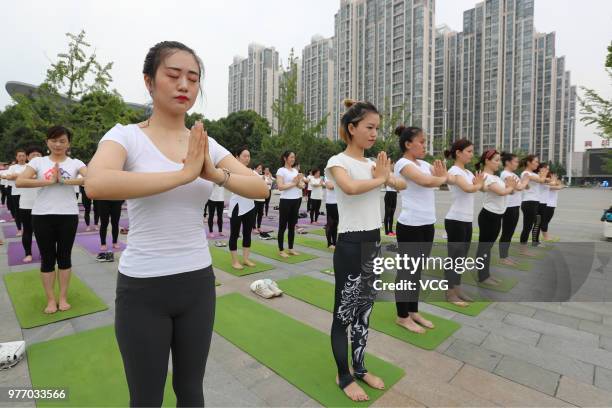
[385,185,396,192]
[19,187,40,210]
[306,175,314,191]
[395,158,436,226]
[27,156,86,215]
[483,175,507,215]
[276,167,302,200]
[323,175,337,205]
[0,170,8,186]
[309,177,323,200]
[8,164,27,194]
[539,183,550,204]
[264,175,274,190]
[547,189,559,207]
[253,173,265,202]
[229,170,257,215]
[325,153,381,233]
[209,184,225,202]
[501,170,522,208]
[446,166,475,222]
[521,171,540,202]
[100,123,230,278]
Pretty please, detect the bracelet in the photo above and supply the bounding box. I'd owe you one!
[216,168,231,187]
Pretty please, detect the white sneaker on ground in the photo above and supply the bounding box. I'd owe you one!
[0,341,25,370]
[250,280,275,299]
[263,279,283,296]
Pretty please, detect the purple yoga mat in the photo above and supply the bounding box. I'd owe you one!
[0,212,13,222]
[75,234,127,255]
[7,241,41,266]
[2,220,98,239]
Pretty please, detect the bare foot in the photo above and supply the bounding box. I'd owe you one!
[336,376,369,402]
[287,249,300,256]
[279,251,289,258]
[446,293,469,307]
[410,312,435,329]
[113,243,121,249]
[328,245,336,250]
[480,277,500,286]
[58,300,71,312]
[94,225,99,231]
[243,259,256,267]
[360,373,385,390]
[231,262,244,270]
[520,249,536,257]
[44,301,57,314]
[456,288,474,302]
[85,226,93,232]
[22,255,33,263]
[499,258,517,266]
[396,316,426,334]
[100,245,108,251]
[16,230,23,237]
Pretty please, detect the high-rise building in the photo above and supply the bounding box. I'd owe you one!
[532,32,556,162]
[302,36,335,139]
[227,43,280,129]
[332,0,436,143]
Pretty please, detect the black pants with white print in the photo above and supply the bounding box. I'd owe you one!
[330,229,381,390]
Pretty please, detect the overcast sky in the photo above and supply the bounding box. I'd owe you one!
[2,0,611,151]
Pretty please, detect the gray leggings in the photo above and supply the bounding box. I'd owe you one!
[115,266,216,407]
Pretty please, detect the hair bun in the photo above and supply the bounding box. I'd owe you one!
[343,98,356,108]
[443,149,452,159]
[394,125,406,136]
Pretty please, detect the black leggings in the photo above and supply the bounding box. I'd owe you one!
[325,203,339,247]
[540,206,555,233]
[520,200,539,245]
[32,214,79,273]
[277,198,301,251]
[476,208,503,282]
[395,223,434,315]
[499,206,520,258]
[1,185,6,205]
[229,205,255,251]
[306,190,312,212]
[254,201,265,229]
[98,200,123,246]
[5,186,13,215]
[10,194,22,230]
[331,229,381,390]
[207,200,224,233]
[19,209,33,256]
[444,219,472,288]
[264,190,271,216]
[383,191,397,235]
[80,186,98,226]
[309,199,321,223]
[115,266,215,407]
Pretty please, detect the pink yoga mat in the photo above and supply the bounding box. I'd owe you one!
[75,234,127,255]
[7,241,41,266]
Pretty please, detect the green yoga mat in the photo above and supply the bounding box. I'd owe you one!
[424,268,519,292]
[3,270,108,329]
[293,236,333,252]
[277,276,460,350]
[215,293,404,407]
[242,239,318,264]
[27,325,176,407]
[421,287,491,316]
[209,246,275,276]
[309,228,327,237]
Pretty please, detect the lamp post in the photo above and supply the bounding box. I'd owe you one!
[568,116,575,185]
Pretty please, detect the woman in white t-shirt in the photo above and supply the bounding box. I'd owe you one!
[17,127,87,314]
[263,167,275,218]
[207,183,225,236]
[498,152,529,265]
[532,162,551,246]
[228,148,257,269]
[275,151,305,257]
[541,172,564,241]
[326,99,404,402]
[323,174,339,248]
[0,168,7,208]
[85,42,268,406]
[17,146,43,263]
[5,149,28,236]
[443,138,485,307]
[474,150,517,285]
[252,163,266,233]
[394,125,447,333]
[383,161,398,236]
[519,155,548,249]
[308,168,323,224]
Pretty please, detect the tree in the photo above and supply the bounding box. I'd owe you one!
[44,30,113,100]
[579,41,612,140]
